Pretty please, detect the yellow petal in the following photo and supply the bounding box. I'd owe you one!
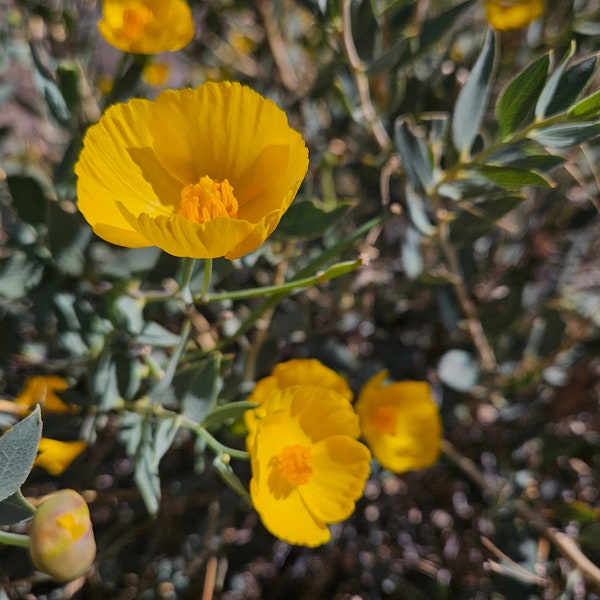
[300,436,371,523]
[15,376,70,412]
[34,439,87,476]
[98,0,194,54]
[76,99,180,247]
[484,0,545,31]
[250,464,330,547]
[356,373,442,473]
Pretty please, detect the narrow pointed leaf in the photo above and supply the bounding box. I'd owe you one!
[545,54,598,116]
[529,122,600,148]
[569,88,600,119]
[394,117,433,190]
[496,53,550,137]
[535,41,576,120]
[452,30,496,155]
[473,165,554,189]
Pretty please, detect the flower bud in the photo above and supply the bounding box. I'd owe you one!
[29,489,96,581]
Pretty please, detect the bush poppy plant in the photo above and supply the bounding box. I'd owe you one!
[76,81,309,259]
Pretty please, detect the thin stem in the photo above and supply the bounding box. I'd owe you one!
[0,530,31,548]
[341,0,391,152]
[201,258,213,303]
[437,219,497,373]
[198,258,363,304]
[193,425,249,461]
[179,258,196,308]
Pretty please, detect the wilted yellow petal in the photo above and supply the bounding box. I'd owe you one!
[98,0,194,54]
[34,439,87,476]
[15,376,74,414]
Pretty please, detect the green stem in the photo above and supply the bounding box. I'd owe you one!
[0,530,31,548]
[193,425,249,461]
[201,258,213,303]
[179,258,196,308]
[198,258,363,304]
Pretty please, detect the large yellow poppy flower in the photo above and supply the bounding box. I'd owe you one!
[249,385,371,547]
[98,0,194,54]
[355,370,442,474]
[75,82,309,259]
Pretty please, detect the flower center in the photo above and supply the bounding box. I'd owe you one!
[276,444,313,486]
[180,176,239,225]
[371,405,397,435]
[122,4,154,41]
[56,513,85,541]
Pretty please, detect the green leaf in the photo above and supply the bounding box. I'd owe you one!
[418,0,475,54]
[496,53,550,137]
[6,175,49,225]
[0,253,44,301]
[401,225,423,279]
[569,88,600,119]
[404,184,436,235]
[452,30,496,155]
[535,41,576,120]
[529,122,600,149]
[179,354,222,424]
[0,490,36,525]
[0,406,42,503]
[153,416,180,467]
[472,165,553,190]
[366,37,410,77]
[110,296,144,335]
[138,322,181,347]
[47,203,91,276]
[201,401,257,430]
[545,54,598,117]
[451,194,524,239]
[496,153,565,172]
[277,200,354,238]
[394,117,433,190]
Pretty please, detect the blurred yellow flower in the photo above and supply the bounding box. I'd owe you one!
[98,0,194,54]
[355,371,442,473]
[14,375,77,415]
[75,82,309,259]
[29,489,96,581]
[244,358,352,450]
[34,439,87,476]
[484,0,544,31]
[249,385,370,547]
[142,61,170,87]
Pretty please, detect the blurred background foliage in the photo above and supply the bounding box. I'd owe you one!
[2,0,600,598]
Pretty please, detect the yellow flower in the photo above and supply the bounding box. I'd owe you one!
[75,82,309,259]
[98,0,194,54]
[484,0,544,31]
[34,439,87,476]
[142,60,170,87]
[249,385,371,547]
[14,375,77,415]
[29,489,96,581]
[355,371,442,474]
[245,359,352,451]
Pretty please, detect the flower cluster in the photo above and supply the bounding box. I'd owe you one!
[245,359,443,546]
[75,81,309,260]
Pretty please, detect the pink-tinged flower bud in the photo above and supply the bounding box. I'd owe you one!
[29,489,96,581]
